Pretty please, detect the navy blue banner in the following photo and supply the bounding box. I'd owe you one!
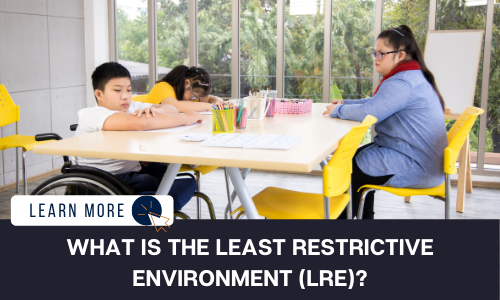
[0,220,498,299]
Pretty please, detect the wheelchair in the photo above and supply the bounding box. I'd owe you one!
[31,132,216,220]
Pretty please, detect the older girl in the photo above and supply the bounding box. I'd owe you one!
[324,25,448,219]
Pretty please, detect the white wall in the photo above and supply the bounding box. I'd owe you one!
[0,0,88,187]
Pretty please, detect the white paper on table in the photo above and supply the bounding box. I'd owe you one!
[143,121,207,133]
[199,110,212,115]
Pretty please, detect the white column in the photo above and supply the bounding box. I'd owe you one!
[148,0,158,90]
[189,0,198,67]
[108,0,118,61]
[477,0,495,172]
[429,0,436,31]
[84,0,110,107]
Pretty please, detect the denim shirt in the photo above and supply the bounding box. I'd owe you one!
[330,70,448,188]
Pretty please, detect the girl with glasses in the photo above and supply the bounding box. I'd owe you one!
[146,65,222,112]
[323,25,448,219]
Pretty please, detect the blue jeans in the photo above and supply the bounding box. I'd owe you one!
[115,163,196,211]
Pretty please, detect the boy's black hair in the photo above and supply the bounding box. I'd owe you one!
[91,62,131,102]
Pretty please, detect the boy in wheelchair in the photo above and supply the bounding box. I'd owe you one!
[35,62,210,215]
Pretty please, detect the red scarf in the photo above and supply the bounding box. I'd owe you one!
[373,60,421,95]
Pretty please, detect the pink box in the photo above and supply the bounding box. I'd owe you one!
[274,99,313,114]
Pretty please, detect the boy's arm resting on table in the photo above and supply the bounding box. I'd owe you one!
[330,78,411,123]
[160,97,212,112]
[102,111,202,131]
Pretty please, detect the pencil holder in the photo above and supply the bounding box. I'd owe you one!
[243,97,267,121]
[234,101,248,129]
[212,108,235,133]
[265,98,276,117]
[261,90,277,99]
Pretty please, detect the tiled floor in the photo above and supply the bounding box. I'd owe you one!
[1,168,499,219]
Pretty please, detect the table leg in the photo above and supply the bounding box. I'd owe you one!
[320,159,327,169]
[224,168,233,219]
[347,184,352,219]
[466,140,473,194]
[226,167,260,219]
[225,168,251,219]
[456,136,469,213]
[156,163,182,195]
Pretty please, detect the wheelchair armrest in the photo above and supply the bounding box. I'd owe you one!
[35,133,63,141]
[70,124,78,131]
[176,172,196,180]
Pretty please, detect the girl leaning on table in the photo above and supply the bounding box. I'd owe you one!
[323,25,448,219]
[145,65,223,112]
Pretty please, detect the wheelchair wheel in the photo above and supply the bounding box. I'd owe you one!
[174,211,191,220]
[31,173,123,196]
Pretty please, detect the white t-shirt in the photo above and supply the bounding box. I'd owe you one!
[73,101,153,175]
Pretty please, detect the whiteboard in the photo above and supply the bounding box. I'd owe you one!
[424,30,484,115]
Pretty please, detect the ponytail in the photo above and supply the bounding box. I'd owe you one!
[379,25,445,111]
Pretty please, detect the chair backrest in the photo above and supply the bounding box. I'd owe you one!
[132,94,149,103]
[0,84,20,127]
[444,106,484,175]
[323,115,377,198]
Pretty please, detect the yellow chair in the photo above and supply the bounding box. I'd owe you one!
[231,115,377,219]
[357,106,484,219]
[132,94,220,218]
[0,84,52,194]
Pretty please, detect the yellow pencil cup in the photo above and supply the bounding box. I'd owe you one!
[212,108,235,134]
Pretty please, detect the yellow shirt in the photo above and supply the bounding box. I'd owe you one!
[145,82,177,104]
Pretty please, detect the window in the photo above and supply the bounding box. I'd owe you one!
[117,0,149,95]
[156,0,190,83]
[436,0,487,169]
[240,0,277,98]
[198,0,232,99]
[383,0,429,50]
[332,0,376,101]
[285,0,324,101]
[112,0,500,175]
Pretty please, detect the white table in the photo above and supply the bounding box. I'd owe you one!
[34,103,360,219]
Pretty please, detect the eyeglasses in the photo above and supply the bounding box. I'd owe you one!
[370,50,405,61]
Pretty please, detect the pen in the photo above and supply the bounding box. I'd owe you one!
[247,106,257,119]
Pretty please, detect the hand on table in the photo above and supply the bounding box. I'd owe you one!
[184,111,203,126]
[134,107,157,118]
[322,100,344,115]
